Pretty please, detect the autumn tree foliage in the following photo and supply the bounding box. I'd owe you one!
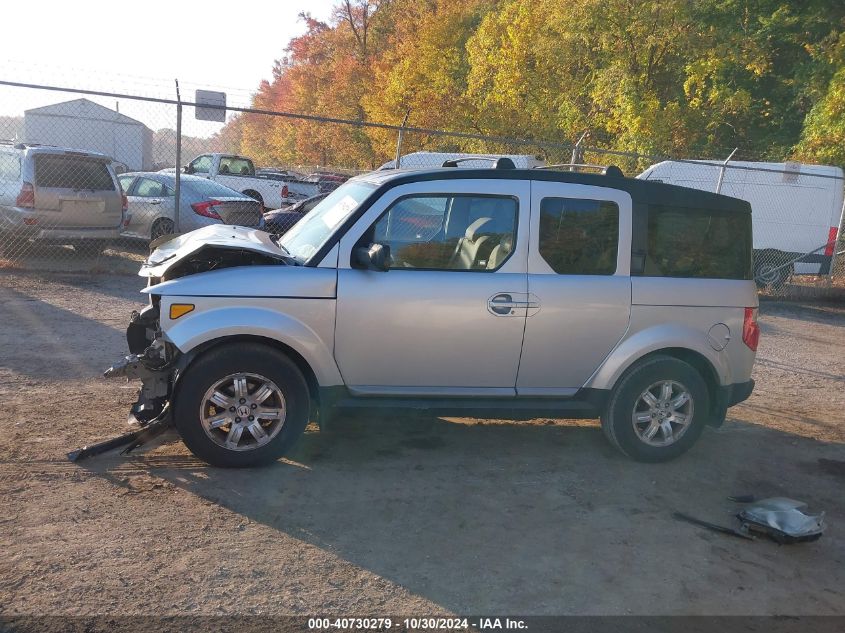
[220,0,845,170]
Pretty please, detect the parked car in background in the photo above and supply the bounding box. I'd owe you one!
[308,171,350,193]
[0,141,126,253]
[181,154,320,209]
[638,160,845,286]
[263,192,328,235]
[118,172,263,241]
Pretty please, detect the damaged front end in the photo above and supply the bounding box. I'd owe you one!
[107,304,178,425]
[68,225,296,462]
[68,304,181,461]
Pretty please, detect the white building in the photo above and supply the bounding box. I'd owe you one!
[24,98,153,170]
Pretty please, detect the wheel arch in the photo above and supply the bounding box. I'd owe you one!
[585,321,733,424]
[179,334,321,417]
[599,346,725,426]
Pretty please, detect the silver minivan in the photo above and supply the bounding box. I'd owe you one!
[103,161,759,467]
[0,142,125,253]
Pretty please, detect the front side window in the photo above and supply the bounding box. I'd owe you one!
[368,194,518,271]
[134,178,166,197]
[538,197,619,275]
[189,155,212,174]
[644,206,752,279]
[219,156,255,176]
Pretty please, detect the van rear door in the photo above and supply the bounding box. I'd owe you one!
[33,153,122,228]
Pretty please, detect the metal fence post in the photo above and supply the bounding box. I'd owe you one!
[569,131,588,170]
[715,148,738,194]
[394,109,410,168]
[174,79,182,234]
[829,197,845,278]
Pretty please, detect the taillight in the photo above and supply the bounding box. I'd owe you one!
[191,199,222,220]
[16,182,35,208]
[281,185,289,200]
[742,307,760,352]
[824,226,838,257]
[121,192,128,213]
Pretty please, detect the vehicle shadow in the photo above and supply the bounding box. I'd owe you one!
[80,412,845,614]
[0,285,129,380]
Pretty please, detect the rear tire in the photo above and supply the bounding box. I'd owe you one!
[150,218,175,241]
[601,355,709,462]
[754,251,792,289]
[173,343,310,467]
[244,190,264,210]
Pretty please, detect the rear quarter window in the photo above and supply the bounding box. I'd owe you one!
[35,155,115,191]
[643,205,752,279]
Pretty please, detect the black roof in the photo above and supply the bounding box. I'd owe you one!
[360,167,751,214]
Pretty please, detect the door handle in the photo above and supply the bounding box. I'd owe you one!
[488,293,540,316]
[149,199,162,205]
[488,293,514,315]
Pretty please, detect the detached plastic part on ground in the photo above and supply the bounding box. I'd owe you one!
[676,496,826,544]
[738,497,826,543]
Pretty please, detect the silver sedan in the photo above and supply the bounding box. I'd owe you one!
[118,172,264,241]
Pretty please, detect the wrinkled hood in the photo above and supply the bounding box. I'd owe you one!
[139,224,288,278]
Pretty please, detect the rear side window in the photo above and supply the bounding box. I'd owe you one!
[0,152,21,181]
[135,178,167,197]
[538,198,619,275]
[644,206,752,279]
[219,156,255,176]
[35,156,115,191]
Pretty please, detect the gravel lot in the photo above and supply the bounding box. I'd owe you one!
[0,270,843,617]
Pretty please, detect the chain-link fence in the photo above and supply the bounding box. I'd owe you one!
[0,78,842,299]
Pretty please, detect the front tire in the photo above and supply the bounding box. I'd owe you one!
[601,355,709,462]
[174,343,310,467]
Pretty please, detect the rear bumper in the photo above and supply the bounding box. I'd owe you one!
[719,380,754,407]
[0,206,40,236]
[37,226,121,240]
[709,379,754,427]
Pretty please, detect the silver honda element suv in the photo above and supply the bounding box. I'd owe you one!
[103,159,758,467]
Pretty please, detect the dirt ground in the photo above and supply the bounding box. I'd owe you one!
[0,270,843,617]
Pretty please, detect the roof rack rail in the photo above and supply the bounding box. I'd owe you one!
[441,156,516,169]
[534,163,625,177]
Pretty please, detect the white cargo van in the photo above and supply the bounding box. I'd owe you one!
[380,152,545,170]
[638,160,844,285]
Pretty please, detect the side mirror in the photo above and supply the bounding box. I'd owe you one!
[354,243,391,272]
[182,165,192,174]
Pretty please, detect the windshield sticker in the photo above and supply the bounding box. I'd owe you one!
[321,195,358,228]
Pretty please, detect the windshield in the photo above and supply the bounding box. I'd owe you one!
[279,181,375,262]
